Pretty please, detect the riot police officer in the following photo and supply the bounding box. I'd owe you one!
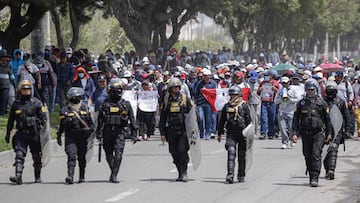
[323,82,351,180]
[217,86,251,183]
[57,87,94,184]
[159,78,193,182]
[96,78,138,183]
[5,80,47,184]
[292,80,332,187]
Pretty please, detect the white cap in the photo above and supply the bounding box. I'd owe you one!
[314,66,322,72]
[304,70,312,76]
[123,71,132,78]
[202,68,211,75]
[281,76,290,83]
[213,74,219,80]
[66,47,73,54]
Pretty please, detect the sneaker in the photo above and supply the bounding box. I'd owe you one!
[210,133,216,139]
[146,137,151,141]
[137,136,143,141]
[281,144,287,149]
[237,176,245,182]
[259,135,266,140]
[144,135,148,140]
[268,136,274,139]
[204,136,210,140]
[291,142,296,147]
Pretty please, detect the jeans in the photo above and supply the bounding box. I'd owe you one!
[211,111,217,134]
[0,88,9,115]
[197,103,212,139]
[278,111,294,144]
[260,101,276,137]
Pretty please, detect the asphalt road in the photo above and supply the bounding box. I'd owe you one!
[0,136,359,203]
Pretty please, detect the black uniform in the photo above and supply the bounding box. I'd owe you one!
[57,104,94,183]
[323,96,351,179]
[6,97,47,184]
[292,95,332,185]
[159,93,192,182]
[97,97,137,183]
[218,102,251,183]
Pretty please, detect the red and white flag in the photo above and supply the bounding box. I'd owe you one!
[201,88,251,112]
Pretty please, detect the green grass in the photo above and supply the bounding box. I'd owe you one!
[0,105,61,152]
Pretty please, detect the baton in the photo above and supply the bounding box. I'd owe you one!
[98,140,102,162]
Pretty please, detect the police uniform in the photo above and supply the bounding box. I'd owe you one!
[218,86,251,183]
[96,78,137,183]
[292,81,332,187]
[57,88,94,184]
[6,80,47,184]
[323,83,351,180]
[159,78,193,182]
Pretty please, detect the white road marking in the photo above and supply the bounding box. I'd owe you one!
[209,149,226,154]
[105,188,140,202]
[169,163,193,173]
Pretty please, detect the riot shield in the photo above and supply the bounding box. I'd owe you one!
[86,108,97,163]
[40,105,51,167]
[243,123,255,172]
[185,106,202,170]
[322,105,343,162]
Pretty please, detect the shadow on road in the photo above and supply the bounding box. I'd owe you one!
[140,178,195,183]
[273,182,309,187]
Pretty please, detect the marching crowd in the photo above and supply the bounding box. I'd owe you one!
[0,45,359,186]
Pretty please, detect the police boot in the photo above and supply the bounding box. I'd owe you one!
[178,164,188,182]
[175,162,182,181]
[325,170,335,180]
[34,165,42,183]
[226,147,236,184]
[78,167,85,183]
[110,156,122,183]
[310,173,319,187]
[106,155,114,181]
[10,163,23,185]
[237,150,246,183]
[65,166,74,184]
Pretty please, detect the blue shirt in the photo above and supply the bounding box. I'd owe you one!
[194,79,217,105]
[91,87,108,111]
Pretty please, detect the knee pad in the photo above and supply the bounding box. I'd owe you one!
[114,150,123,160]
[15,151,25,164]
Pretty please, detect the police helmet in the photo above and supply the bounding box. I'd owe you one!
[107,78,124,93]
[18,80,32,90]
[167,78,182,89]
[66,87,84,104]
[304,80,317,90]
[229,86,242,96]
[325,81,338,93]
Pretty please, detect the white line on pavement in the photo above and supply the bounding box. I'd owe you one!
[209,149,226,154]
[169,163,193,173]
[105,188,140,202]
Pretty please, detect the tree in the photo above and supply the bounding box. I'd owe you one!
[0,1,56,53]
[102,0,213,57]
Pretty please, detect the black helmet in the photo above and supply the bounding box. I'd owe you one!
[229,86,242,96]
[108,78,124,99]
[325,81,338,98]
[304,80,317,90]
[66,87,84,104]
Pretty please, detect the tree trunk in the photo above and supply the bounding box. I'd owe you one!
[69,1,80,49]
[31,15,47,54]
[51,8,64,49]
[0,3,47,54]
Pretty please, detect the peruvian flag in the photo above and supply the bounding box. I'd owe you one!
[201,88,251,112]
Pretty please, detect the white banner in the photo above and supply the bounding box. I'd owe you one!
[122,90,138,118]
[215,88,230,111]
[138,91,158,112]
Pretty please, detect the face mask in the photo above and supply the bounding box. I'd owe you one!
[21,94,31,101]
[78,73,85,79]
[36,63,43,68]
[66,54,72,58]
[264,76,270,81]
[69,97,81,104]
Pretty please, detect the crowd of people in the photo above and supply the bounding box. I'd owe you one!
[1,45,359,186]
